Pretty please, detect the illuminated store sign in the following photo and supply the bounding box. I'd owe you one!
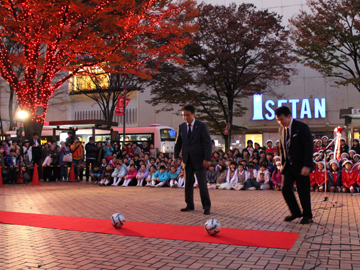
[252,94,326,121]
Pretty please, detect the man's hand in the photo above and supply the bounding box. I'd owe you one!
[203,160,211,168]
[301,166,311,176]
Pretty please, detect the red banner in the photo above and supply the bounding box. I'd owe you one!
[224,123,231,135]
[115,96,130,116]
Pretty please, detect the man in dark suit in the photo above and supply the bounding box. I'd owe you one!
[174,104,212,215]
[275,106,314,224]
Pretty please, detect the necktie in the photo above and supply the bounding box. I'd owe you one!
[188,124,192,140]
[285,127,290,159]
[286,128,290,145]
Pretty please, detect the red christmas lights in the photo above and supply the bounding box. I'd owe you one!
[0,0,197,129]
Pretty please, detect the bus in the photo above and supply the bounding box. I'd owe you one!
[112,124,177,153]
[7,124,177,154]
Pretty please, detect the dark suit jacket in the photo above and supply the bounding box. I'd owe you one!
[174,120,212,170]
[279,119,314,174]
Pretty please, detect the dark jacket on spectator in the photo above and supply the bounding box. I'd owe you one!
[85,142,97,160]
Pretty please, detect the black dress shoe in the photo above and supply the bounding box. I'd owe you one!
[300,217,313,224]
[203,209,210,215]
[284,214,302,222]
[180,207,194,212]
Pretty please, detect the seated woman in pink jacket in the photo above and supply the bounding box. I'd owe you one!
[121,164,138,187]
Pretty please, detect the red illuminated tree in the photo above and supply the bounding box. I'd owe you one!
[0,0,198,138]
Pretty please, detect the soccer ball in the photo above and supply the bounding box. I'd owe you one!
[111,213,126,229]
[204,219,221,236]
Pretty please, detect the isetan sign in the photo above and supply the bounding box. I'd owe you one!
[252,94,326,121]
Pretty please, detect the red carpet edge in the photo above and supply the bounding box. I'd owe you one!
[0,211,299,249]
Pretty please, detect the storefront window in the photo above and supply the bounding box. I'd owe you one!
[245,134,263,147]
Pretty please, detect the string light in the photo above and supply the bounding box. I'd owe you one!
[0,0,197,125]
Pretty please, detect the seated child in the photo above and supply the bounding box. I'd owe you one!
[99,164,113,186]
[146,165,157,186]
[219,161,238,190]
[310,167,316,191]
[341,160,357,193]
[328,159,341,192]
[215,165,227,189]
[271,161,282,191]
[206,164,217,189]
[100,158,107,172]
[356,163,360,190]
[168,165,180,188]
[111,162,128,186]
[244,163,258,190]
[315,162,326,192]
[234,163,249,190]
[90,164,102,184]
[6,149,19,184]
[136,164,149,186]
[109,156,117,167]
[152,165,169,187]
[256,163,271,190]
[177,167,185,188]
[121,164,138,186]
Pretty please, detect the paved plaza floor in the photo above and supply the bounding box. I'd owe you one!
[1,182,360,270]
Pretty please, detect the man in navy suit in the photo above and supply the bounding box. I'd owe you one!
[275,106,314,224]
[174,105,212,214]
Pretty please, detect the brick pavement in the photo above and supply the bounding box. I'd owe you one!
[1,182,360,269]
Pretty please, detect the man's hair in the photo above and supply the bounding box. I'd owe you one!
[33,132,38,136]
[275,106,291,117]
[181,104,195,114]
[159,165,166,170]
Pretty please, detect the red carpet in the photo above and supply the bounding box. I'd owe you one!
[0,211,299,249]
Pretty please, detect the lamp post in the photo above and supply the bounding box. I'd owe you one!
[122,75,127,148]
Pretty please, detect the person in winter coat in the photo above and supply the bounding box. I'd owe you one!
[121,164,138,187]
[152,165,169,187]
[59,142,71,181]
[341,160,357,193]
[272,161,282,191]
[6,149,19,184]
[111,161,128,186]
[85,137,97,181]
[328,159,341,192]
[168,165,179,187]
[256,163,271,190]
[135,164,149,187]
[70,139,84,181]
[99,164,114,186]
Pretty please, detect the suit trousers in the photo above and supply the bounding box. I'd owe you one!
[282,167,312,219]
[184,157,211,211]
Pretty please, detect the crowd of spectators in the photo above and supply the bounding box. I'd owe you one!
[1,131,360,193]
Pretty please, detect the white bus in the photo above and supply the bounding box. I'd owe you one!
[112,124,177,153]
[7,124,177,154]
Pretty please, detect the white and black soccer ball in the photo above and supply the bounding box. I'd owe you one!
[204,219,221,236]
[111,213,126,229]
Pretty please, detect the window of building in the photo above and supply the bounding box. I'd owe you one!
[72,66,110,91]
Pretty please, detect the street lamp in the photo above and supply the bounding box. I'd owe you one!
[17,110,28,120]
